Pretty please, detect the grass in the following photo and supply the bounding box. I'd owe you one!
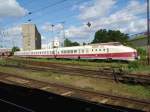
[11,57,150,74]
[2,57,150,74]
[0,65,149,100]
[12,57,128,70]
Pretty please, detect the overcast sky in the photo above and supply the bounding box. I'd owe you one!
[0,0,147,48]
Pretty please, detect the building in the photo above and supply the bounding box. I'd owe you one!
[42,39,61,49]
[22,24,41,51]
[51,40,61,48]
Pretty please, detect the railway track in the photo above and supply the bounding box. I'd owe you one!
[3,57,150,85]
[0,72,149,111]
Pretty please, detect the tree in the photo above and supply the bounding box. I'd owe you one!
[12,46,20,54]
[64,38,80,47]
[92,29,129,44]
[83,42,86,45]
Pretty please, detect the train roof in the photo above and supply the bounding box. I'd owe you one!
[90,42,122,46]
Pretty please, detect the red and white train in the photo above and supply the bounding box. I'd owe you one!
[14,42,138,61]
[0,48,12,57]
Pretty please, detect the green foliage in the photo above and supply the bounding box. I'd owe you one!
[128,61,139,69]
[12,46,20,54]
[83,42,86,45]
[92,29,129,44]
[64,38,80,47]
[136,48,147,59]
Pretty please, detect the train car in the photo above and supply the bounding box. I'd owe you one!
[0,48,12,57]
[14,42,138,61]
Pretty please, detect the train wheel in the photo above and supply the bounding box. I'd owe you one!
[78,56,80,60]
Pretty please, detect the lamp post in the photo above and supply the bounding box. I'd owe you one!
[51,24,55,48]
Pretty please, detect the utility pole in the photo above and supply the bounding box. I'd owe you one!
[51,24,55,48]
[147,0,150,65]
[61,21,65,47]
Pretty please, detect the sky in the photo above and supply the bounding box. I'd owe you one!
[0,0,148,48]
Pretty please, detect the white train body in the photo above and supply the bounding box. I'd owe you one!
[14,42,138,61]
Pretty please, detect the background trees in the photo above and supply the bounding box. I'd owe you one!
[12,46,20,54]
[64,29,129,46]
[91,29,129,44]
[64,38,80,47]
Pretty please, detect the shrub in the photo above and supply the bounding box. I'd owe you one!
[137,48,147,60]
[128,61,139,69]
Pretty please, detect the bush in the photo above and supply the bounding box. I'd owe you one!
[137,48,147,60]
[128,61,139,69]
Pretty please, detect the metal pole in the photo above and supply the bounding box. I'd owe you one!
[61,21,65,47]
[147,0,150,65]
[51,24,54,48]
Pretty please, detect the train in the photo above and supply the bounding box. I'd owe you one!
[0,48,12,57]
[14,42,138,61]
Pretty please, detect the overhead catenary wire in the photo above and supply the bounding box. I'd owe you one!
[3,0,69,28]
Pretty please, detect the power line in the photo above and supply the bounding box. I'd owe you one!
[3,0,69,28]
[30,0,68,14]
[27,0,90,24]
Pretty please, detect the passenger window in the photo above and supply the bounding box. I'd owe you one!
[82,50,84,53]
[107,48,109,53]
[86,49,88,53]
[74,50,77,53]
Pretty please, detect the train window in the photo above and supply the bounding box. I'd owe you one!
[107,48,109,53]
[71,50,73,53]
[92,49,93,52]
[86,49,88,53]
[79,49,80,53]
[99,49,101,51]
[103,49,105,51]
[82,50,84,53]
[74,50,77,53]
[95,49,97,51]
